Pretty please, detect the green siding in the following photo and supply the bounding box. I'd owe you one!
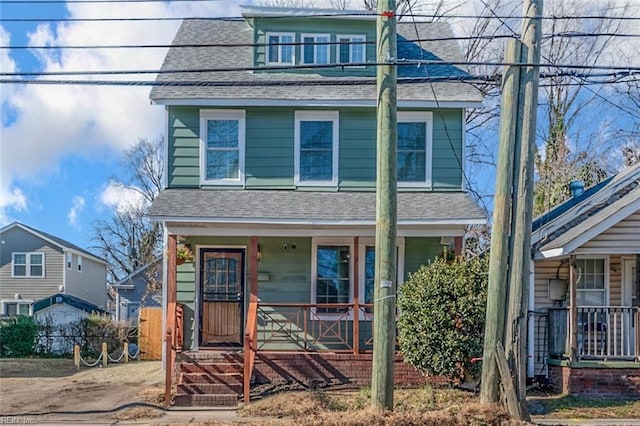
[403,237,442,280]
[253,17,376,77]
[167,106,465,191]
[254,237,311,303]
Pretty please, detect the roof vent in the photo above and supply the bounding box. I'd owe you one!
[569,180,585,198]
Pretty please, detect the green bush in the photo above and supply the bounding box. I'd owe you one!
[397,255,488,382]
[0,315,39,357]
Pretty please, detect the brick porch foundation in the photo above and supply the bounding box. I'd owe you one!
[252,353,447,389]
[548,361,640,397]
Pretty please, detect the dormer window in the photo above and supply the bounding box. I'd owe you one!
[302,34,330,65]
[337,34,366,65]
[266,32,294,64]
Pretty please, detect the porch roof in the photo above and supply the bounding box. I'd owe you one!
[148,189,486,226]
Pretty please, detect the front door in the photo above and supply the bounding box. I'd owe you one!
[200,249,245,346]
[623,258,638,354]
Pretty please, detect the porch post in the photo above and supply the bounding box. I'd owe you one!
[454,237,463,257]
[569,255,578,361]
[353,236,360,354]
[249,236,258,303]
[165,234,178,406]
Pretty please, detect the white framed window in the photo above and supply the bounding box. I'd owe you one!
[311,237,354,317]
[77,256,83,272]
[12,252,45,278]
[66,253,72,270]
[1,300,33,317]
[397,111,433,187]
[357,238,405,315]
[336,34,366,66]
[294,111,339,186]
[200,109,245,185]
[266,32,295,64]
[302,33,330,65]
[576,257,609,306]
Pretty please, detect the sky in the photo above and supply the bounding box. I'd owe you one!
[0,0,639,254]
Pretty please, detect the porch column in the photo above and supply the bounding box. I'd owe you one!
[165,234,177,406]
[249,236,259,304]
[353,236,360,354]
[454,237,463,257]
[569,255,578,361]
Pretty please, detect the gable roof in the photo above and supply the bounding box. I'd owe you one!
[149,189,486,226]
[111,257,162,307]
[33,293,108,315]
[532,163,640,259]
[149,15,483,107]
[0,222,108,265]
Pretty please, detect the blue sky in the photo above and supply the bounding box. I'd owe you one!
[0,0,242,250]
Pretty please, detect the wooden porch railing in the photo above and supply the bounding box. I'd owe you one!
[164,302,183,405]
[548,306,639,361]
[243,299,258,403]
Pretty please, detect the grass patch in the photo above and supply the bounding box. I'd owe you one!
[240,387,523,425]
[529,394,640,419]
[112,406,164,421]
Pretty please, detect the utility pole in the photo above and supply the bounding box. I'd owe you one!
[480,38,521,405]
[371,0,397,412]
[505,0,542,413]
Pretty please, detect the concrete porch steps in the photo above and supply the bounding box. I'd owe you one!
[174,351,244,407]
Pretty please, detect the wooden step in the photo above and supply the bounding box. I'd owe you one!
[174,393,239,407]
[177,382,243,395]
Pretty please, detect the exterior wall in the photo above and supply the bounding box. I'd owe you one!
[64,254,107,308]
[0,227,64,303]
[548,362,640,397]
[252,17,376,77]
[34,304,91,353]
[167,106,464,191]
[578,211,640,254]
[252,353,449,389]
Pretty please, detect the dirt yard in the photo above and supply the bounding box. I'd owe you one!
[0,358,165,421]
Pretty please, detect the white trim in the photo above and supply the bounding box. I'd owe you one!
[311,237,354,320]
[575,255,610,307]
[77,255,83,273]
[265,32,295,65]
[527,259,535,378]
[195,244,247,349]
[397,111,433,188]
[158,217,484,227]
[241,5,377,20]
[163,107,169,189]
[1,299,34,316]
[336,34,366,66]
[622,258,636,307]
[301,33,330,65]
[461,109,467,191]
[66,252,72,270]
[166,225,469,238]
[294,110,339,187]
[11,252,45,278]
[357,238,405,313]
[153,98,484,109]
[199,109,246,186]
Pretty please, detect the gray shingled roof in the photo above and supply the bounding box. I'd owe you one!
[149,189,486,224]
[150,19,483,104]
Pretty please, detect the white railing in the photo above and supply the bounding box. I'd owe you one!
[577,306,639,360]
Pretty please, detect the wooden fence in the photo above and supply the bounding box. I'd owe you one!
[139,307,162,360]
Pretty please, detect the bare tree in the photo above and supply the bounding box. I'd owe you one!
[92,138,164,285]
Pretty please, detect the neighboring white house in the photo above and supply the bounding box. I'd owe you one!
[0,222,108,317]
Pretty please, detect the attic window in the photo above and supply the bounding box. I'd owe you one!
[266,32,294,65]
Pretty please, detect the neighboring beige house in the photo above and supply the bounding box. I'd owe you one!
[0,222,108,316]
[530,163,640,396]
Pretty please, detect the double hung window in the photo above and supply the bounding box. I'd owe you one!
[576,258,607,306]
[315,245,351,314]
[337,35,366,65]
[12,252,44,277]
[397,112,433,187]
[294,111,339,186]
[302,34,330,65]
[200,110,245,185]
[266,32,295,64]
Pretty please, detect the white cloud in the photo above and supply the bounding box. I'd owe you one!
[67,195,86,225]
[0,187,27,226]
[99,181,146,214]
[0,0,241,219]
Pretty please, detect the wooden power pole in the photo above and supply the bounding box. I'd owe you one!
[371,0,397,412]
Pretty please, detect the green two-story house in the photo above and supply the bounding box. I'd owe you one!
[149,5,485,406]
